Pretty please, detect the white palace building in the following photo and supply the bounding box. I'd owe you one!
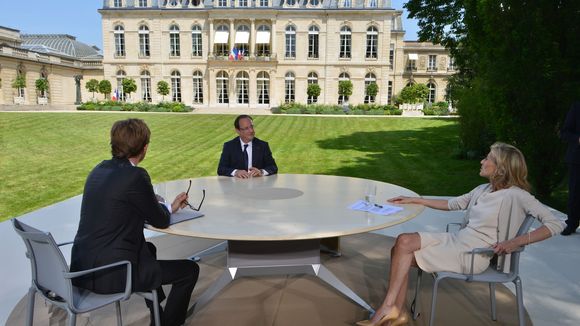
[0,0,456,108]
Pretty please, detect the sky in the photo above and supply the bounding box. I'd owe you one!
[0,0,420,49]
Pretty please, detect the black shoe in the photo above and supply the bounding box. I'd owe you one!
[561,226,577,236]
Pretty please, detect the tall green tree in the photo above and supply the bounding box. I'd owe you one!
[157,81,170,101]
[85,79,99,99]
[406,0,580,198]
[121,78,137,100]
[98,80,112,100]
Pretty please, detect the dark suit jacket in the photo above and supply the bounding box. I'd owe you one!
[71,158,170,294]
[561,101,580,164]
[217,137,278,176]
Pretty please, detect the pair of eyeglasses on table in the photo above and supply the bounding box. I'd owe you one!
[185,180,205,211]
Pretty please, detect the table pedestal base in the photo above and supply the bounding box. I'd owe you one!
[191,239,374,314]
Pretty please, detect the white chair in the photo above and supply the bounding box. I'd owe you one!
[13,218,161,326]
[410,214,536,326]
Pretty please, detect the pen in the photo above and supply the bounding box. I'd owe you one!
[374,203,383,208]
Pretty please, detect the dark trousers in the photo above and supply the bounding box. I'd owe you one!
[145,243,199,326]
[566,164,580,229]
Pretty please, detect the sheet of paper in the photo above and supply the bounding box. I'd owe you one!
[348,200,403,216]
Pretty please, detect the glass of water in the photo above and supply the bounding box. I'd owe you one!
[365,183,377,204]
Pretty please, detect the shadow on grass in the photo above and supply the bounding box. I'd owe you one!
[314,123,482,196]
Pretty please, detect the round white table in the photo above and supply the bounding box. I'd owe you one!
[149,174,424,314]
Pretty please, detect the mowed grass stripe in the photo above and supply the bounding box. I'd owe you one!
[0,113,483,221]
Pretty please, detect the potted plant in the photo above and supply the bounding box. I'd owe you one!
[121,78,137,103]
[85,79,99,100]
[338,80,353,111]
[365,82,379,104]
[98,80,112,100]
[35,78,49,105]
[157,81,170,102]
[12,75,26,104]
[307,83,321,104]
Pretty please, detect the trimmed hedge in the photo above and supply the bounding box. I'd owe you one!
[273,103,402,115]
[77,101,193,113]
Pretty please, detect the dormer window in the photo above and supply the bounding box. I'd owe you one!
[258,0,269,6]
[113,0,123,8]
[343,0,351,8]
[368,0,377,8]
[166,0,180,6]
[238,0,248,7]
[138,0,148,7]
[217,0,228,7]
[310,0,319,5]
[286,0,296,6]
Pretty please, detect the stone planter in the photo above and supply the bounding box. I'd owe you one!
[13,96,25,105]
[400,103,424,116]
[37,97,48,105]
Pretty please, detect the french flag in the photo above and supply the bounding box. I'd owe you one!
[229,47,238,61]
[112,89,118,101]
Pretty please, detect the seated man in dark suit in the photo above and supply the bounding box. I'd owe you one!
[71,118,199,326]
[217,114,278,178]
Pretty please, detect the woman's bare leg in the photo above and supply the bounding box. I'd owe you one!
[371,233,421,322]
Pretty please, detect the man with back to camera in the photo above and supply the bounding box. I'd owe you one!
[70,118,199,326]
[561,101,580,235]
[217,114,278,178]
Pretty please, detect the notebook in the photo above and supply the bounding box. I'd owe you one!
[169,210,204,225]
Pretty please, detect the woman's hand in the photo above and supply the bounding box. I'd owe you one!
[388,196,418,204]
[171,192,189,213]
[492,239,520,255]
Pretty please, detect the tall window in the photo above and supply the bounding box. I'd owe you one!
[343,0,351,7]
[191,0,201,6]
[114,0,123,7]
[171,71,182,102]
[170,25,180,57]
[368,0,377,7]
[116,70,126,102]
[141,70,152,102]
[236,71,249,104]
[217,71,229,104]
[16,69,25,98]
[308,25,319,59]
[285,72,295,103]
[364,73,377,103]
[215,25,229,57]
[235,25,250,57]
[287,0,296,5]
[285,25,296,59]
[191,25,202,57]
[366,26,378,59]
[310,0,319,5]
[427,82,436,103]
[257,71,270,104]
[338,72,349,104]
[448,56,455,70]
[114,25,125,57]
[259,0,268,6]
[138,0,148,7]
[428,55,437,71]
[307,72,318,104]
[389,44,395,67]
[339,26,351,59]
[192,70,203,104]
[139,25,150,57]
[256,25,270,56]
[238,0,248,6]
[387,80,393,104]
[218,0,227,6]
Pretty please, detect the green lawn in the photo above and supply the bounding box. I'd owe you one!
[0,112,490,221]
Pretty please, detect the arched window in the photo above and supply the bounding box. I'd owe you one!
[364,73,377,103]
[171,70,182,102]
[339,26,351,59]
[366,26,378,59]
[427,82,436,103]
[308,25,319,59]
[406,80,415,87]
[236,71,249,104]
[307,72,318,104]
[215,25,229,57]
[285,72,295,103]
[257,71,270,104]
[139,25,150,57]
[310,0,319,5]
[192,70,203,104]
[140,70,152,102]
[114,25,125,57]
[287,0,296,5]
[285,25,296,59]
[256,25,270,57]
[191,25,202,57]
[338,72,350,104]
[216,71,229,104]
[116,70,126,101]
[169,25,180,57]
[190,0,201,6]
[235,25,250,58]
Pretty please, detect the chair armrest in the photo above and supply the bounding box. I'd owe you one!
[57,241,74,247]
[63,260,132,300]
[467,247,495,281]
[446,223,463,233]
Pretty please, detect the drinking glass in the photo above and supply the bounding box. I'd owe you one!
[365,183,377,204]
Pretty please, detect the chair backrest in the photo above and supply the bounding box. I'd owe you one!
[507,214,536,276]
[12,219,73,304]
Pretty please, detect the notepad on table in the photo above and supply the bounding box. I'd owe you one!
[169,211,204,225]
[349,200,403,216]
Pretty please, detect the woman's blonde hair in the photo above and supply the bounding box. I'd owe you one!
[489,142,530,191]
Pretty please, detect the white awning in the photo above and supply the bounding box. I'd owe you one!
[234,31,250,44]
[256,31,270,44]
[214,31,229,44]
[408,53,419,60]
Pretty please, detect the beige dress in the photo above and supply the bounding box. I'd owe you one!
[414,184,563,274]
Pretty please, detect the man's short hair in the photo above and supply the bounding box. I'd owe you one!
[234,114,253,129]
[110,118,151,159]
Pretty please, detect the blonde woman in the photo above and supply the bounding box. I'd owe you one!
[357,142,564,326]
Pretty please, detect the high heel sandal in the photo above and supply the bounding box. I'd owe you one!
[355,307,400,326]
[390,310,410,326]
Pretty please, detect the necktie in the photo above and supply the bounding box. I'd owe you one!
[243,144,249,171]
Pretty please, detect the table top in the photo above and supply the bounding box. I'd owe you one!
[148,174,424,241]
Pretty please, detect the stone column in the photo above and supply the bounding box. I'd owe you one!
[250,19,256,58]
[229,20,235,54]
[271,20,276,58]
[74,75,83,104]
[209,19,214,57]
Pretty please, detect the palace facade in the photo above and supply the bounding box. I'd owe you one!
[0,1,455,108]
